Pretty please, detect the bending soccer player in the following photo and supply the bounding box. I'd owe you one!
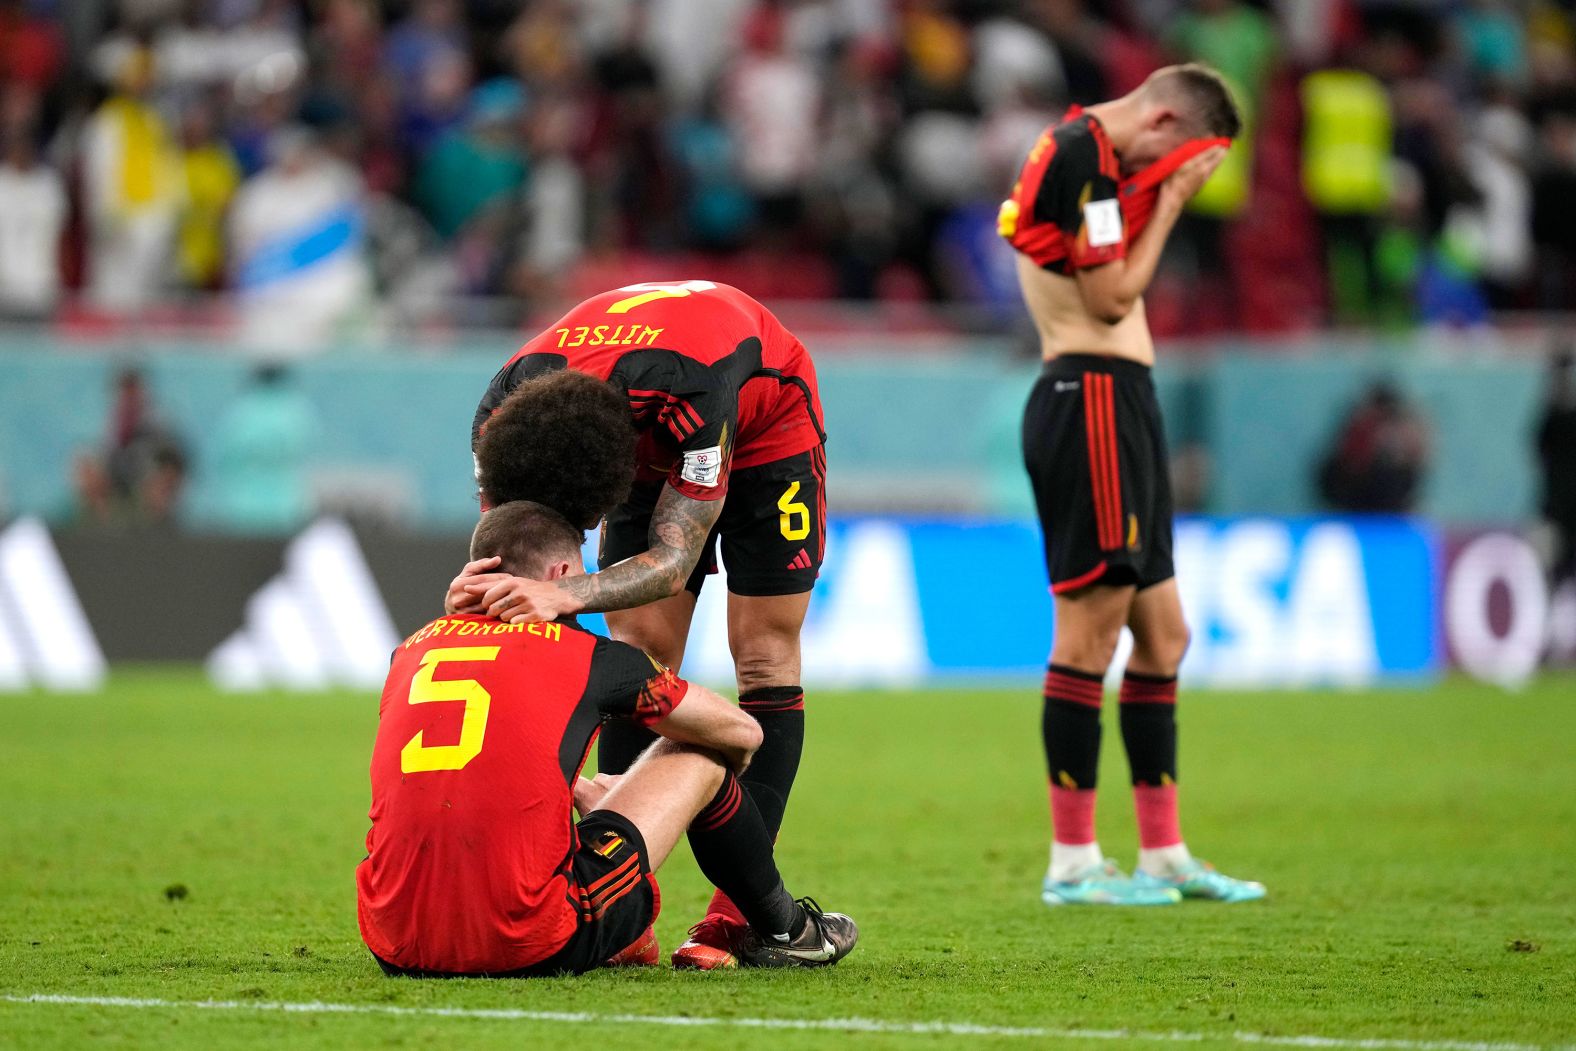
[358,501,856,976]
[447,281,826,968]
[999,64,1265,906]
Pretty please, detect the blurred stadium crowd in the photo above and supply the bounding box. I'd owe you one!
[5,0,1576,341]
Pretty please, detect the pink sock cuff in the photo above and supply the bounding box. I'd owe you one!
[1049,784,1098,846]
[1133,783,1182,849]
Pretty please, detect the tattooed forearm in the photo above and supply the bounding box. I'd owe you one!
[555,485,721,614]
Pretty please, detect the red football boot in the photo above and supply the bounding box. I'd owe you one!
[672,891,748,970]
[604,925,659,967]
[670,916,745,970]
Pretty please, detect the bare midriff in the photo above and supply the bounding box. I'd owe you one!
[1016,253,1155,366]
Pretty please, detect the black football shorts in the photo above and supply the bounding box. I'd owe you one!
[1022,354,1175,594]
[601,446,826,597]
[372,809,657,978]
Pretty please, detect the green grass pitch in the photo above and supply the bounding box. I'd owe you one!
[2,669,1574,1049]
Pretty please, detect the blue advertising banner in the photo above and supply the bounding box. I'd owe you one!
[681,516,1439,687]
[0,515,1441,691]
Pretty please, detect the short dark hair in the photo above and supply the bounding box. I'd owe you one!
[1146,63,1243,140]
[470,500,585,579]
[474,368,637,529]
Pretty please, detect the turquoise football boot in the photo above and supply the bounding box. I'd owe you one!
[1041,859,1182,906]
[1133,860,1266,902]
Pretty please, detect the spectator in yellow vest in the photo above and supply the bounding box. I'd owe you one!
[1166,0,1273,220]
[1301,66,1394,322]
[176,97,240,291]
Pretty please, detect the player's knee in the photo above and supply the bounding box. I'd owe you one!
[1132,621,1190,673]
[1052,624,1124,673]
[613,629,685,670]
[1157,621,1192,666]
[731,649,797,695]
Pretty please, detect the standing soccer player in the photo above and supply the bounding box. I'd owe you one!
[447,281,826,966]
[1000,65,1265,905]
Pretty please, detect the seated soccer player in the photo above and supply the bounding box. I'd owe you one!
[356,500,857,976]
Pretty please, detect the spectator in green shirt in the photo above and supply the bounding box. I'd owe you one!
[1166,0,1278,118]
[208,365,318,536]
[413,78,529,240]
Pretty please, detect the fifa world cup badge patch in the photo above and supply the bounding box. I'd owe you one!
[1084,198,1123,247]
[594,832,625,859]
[680,446,723,487]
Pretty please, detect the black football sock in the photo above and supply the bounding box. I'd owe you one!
[688,771,804,937]
[1041,664,1104,790]
[597,718,657,776]
[736,686,805,836]
[1118,672,1178,787]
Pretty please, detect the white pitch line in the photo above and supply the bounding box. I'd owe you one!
[3,993,1571,1051]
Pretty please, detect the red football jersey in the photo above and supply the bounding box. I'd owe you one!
[474,281,825,501]
[356,613,686,974]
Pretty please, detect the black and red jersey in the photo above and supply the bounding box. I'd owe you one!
[474,282,825,502]
[1000,107,1230,274]
[999,111,1127,276]
[355,613,686,975]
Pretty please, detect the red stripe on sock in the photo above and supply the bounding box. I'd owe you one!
[701,793,741,831]
[1120,676,1177,705]
[696,778,742,830]
[740,692,805,713]
[1043,670,1104,708]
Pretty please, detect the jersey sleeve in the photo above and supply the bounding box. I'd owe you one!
[661,376,737,502]
[1034,124,1126,270]
[584,635,690,727]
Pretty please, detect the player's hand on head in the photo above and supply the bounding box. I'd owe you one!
[445,556,505,614]
[1160,145,1228,207]
[473,575,570,624]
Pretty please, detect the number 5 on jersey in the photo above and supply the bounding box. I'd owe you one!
[401,647,501,774]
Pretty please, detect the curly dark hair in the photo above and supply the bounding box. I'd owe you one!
[475,369,637,529]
